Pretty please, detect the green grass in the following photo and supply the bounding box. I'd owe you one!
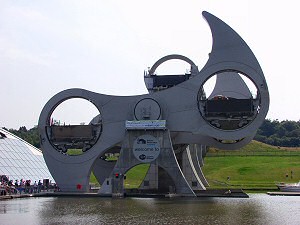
[203,140,300,189]
[202,156,300,189]
[66,149,83,155]
[89,172,100,187]
[124,164,150,188]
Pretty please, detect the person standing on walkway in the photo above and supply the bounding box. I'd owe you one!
[38,180,42,193]
[33,181,37,193]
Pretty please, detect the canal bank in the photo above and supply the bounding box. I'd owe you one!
[1,188,249,200]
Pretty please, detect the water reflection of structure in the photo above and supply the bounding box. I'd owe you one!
[2,195,299,224]
[38,11,269,196]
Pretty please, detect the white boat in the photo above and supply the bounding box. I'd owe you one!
[276,181,300,192]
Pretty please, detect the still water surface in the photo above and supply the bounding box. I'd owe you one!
[0,194,299,225]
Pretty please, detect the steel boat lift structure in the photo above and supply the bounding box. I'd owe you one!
[38,11,269,196]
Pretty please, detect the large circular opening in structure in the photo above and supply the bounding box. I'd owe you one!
[144,55,198,93]
[198,71,260,131]
[47,98,102,155]
[154,59,192,75]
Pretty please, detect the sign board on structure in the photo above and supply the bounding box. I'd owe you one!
[125,120,166,130]
[133,134,161,163]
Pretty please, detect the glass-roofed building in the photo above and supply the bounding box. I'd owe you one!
[0,128,54,183]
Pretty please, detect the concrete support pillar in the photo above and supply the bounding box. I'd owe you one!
[181,146,206,190]
[194,144,209,187]
[139,163,158,190]
[92,157,116,185]
[43,153,92,192]
[99,129,195,196]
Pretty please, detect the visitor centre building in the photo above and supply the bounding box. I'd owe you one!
[0,128,54,183]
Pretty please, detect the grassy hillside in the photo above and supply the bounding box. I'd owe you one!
[203,141,300,189]
[202,156,300,190]
[208,140,300,155]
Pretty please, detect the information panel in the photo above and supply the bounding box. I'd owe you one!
[133,135,161,163]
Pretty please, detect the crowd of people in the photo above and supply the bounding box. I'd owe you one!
[1,175,58,196]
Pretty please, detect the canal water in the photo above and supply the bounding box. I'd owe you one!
[0,194,299,225]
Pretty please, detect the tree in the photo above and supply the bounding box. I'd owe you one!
[257,119,278,137]
[255,119,300,147]
[9,126,40,148]
[281,120,299,132]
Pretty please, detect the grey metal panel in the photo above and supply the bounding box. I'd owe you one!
[92,158,116,185]
[208,72,252,99]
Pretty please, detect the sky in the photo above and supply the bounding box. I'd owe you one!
[1,0,299,129]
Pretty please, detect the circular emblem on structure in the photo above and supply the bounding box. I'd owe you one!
[134,98,161,120]
[133,135,160,163]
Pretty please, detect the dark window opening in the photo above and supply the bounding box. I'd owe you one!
[192,181,198,187]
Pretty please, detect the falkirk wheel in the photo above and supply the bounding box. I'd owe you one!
[38,11,269,196]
